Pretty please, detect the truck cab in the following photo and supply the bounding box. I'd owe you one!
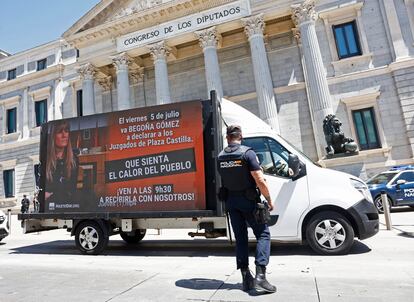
[221,99,379,255]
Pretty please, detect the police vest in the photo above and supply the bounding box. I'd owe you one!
[218,144,256,192]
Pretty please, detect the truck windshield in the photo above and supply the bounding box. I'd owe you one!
[366,172,397,185]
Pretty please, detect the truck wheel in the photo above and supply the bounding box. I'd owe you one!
[75,221,108,255]
[374,195,392,214]
[306,211,354,255]
[120,229,146,244]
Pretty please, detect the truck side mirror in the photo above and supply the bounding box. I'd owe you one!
[396,179,406,186]
[288,154,301,178]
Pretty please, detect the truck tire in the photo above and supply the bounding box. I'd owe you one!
[374,195,392,214]
[75,220,108,255]
[306,211,354,255]
[120,229,146,244]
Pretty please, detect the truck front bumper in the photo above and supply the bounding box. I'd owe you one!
[347,199,379,240]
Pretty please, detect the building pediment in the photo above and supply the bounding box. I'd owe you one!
[63,0,236,48]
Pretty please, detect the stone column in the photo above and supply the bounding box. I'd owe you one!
[195,26,224,101]
[149,41,171,105]
[242,14,280,133]
[22,88,29,138]
[292,0,334,157]
[54,79,63,120]
[130,67,145,108]
[382,0,410,61]
[404,0,414,41]
[0,104,5,139]
[78,63,97,116]
[112,53,132,110]
[97,76,113,113]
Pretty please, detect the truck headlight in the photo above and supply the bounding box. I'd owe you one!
[350,178,373,203]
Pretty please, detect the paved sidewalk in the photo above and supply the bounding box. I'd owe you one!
[1,208,413,302]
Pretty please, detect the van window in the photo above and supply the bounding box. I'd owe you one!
[243,137,290,178]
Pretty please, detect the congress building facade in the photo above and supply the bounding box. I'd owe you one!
[1,0,414,208]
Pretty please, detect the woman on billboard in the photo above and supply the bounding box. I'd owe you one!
[45,121,78,202]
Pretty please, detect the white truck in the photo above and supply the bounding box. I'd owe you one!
[19,92,379,255]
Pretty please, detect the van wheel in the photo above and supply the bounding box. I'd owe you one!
[374,195,392,214]
[75,221,108,255]
[306,211,354,255]
[120,229,146,244]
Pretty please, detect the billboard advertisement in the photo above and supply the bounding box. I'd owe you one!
[40,100,206,213]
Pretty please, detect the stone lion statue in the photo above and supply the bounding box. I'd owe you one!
[323,114,358,156]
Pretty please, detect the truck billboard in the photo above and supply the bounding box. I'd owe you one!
[39,100,206,213]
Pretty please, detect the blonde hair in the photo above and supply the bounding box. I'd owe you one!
[46,121,76,183]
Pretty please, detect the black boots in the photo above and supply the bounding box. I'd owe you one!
[240,268,254,292]
[254,265,277,294]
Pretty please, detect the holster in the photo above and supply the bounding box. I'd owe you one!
[254,201,271,224]
[244,188,260,202]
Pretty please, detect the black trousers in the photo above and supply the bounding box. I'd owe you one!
[226,194,271,270]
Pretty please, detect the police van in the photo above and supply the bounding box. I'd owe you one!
[19,93,379,256]
[367,165,414,213]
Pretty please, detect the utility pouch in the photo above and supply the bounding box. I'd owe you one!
[254,201,271,224]
[218,187,228,202]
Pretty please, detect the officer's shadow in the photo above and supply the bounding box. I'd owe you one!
[176,278,239,291]
[175,278,264,296]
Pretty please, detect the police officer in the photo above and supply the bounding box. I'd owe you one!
[21,195,30,213]
[218,125,276,294]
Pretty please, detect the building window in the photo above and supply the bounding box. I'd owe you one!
[3,169,15,198]
[352,107,381,150]
[83,129,91,140]
[7,68,16,80]
[37,59,47,71]
[35,99,47,127]
[333,21,362,59]
[6,108,17,134]
[76,90,83,117]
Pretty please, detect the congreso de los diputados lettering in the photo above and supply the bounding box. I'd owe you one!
[1,0,414,208]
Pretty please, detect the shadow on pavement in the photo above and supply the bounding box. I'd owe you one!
[175,278,276,297]
[175,278,240,291]
[397,232,414,238]
[389,207,414,213]
[348,240,372,254]
[9,238,371,256]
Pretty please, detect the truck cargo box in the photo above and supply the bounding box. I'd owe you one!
[32,97,222,218]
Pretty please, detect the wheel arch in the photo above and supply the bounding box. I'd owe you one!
[301,205,359,241]
[373,193,394,206]
[71,219,110,237]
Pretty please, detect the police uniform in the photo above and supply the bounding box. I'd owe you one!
[218,143,271,271]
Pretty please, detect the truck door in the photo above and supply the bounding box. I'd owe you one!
[243,137,309,237]
[394,171,414,205]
